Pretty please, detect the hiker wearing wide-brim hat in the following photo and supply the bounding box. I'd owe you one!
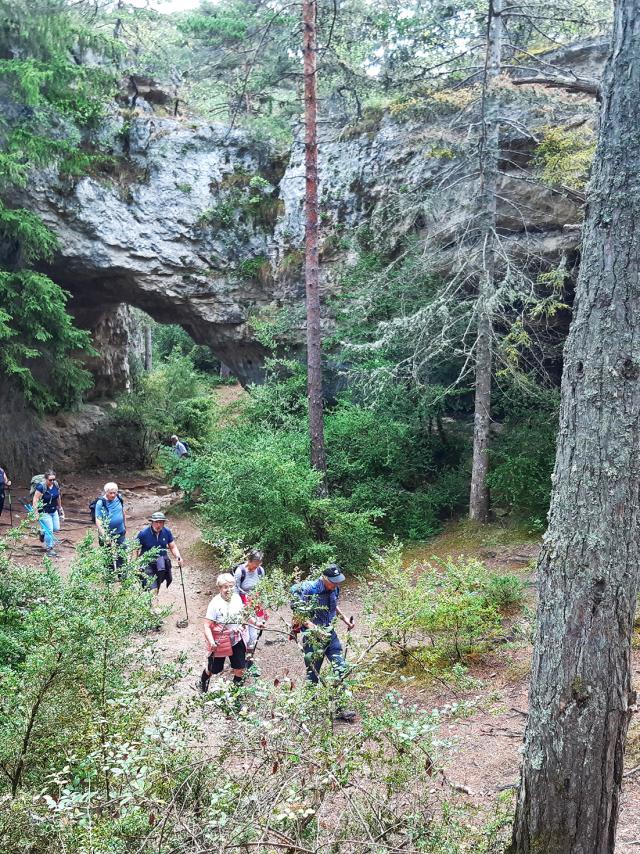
[134,511,182,599]
[290,563,356,721]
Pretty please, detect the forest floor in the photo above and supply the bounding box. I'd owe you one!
[2,465,639,850]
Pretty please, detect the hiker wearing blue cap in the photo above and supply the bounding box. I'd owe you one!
[290,564,356,719]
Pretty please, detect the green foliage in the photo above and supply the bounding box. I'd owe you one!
[364,542,524,673]
[100,350,218,466]
[534,125,596,190]
[152,322,221,372]
[0,532,161,798]
[239,254,271,282]
[325,399,468,539]
[0,270,93,411]
[199,170,282,232]
[488,393,559,524]
[0,0,121,411]
[164,421,379,571]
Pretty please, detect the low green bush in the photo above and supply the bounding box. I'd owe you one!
[364,542,524,672]
[99,350,218,466]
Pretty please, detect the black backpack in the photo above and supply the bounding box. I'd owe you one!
[235,563,265,589]
[182,440,190,456]
[90,493,124,522]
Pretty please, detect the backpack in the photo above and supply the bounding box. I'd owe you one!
[30,474,46,498]
[235,563,265,589]
[90,493,124,522]
[182,441,190,457]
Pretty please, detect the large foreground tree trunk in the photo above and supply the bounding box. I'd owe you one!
[510,3,640,851]
[469,0,502,523]
[302,0,327,490]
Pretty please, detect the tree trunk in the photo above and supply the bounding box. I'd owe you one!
[143,324,152,372]
[510,3,640,851]
[302,0,328,490]
[469,0,502,523]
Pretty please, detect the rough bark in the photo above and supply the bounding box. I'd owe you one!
[510,3,640,851]
[302,0,328,489]
[469,0,502,523]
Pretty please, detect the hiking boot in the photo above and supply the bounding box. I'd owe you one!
[46,549,59,558]
[199,669,210,694]
[335,708,356,723]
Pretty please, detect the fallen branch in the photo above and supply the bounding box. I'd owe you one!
[512,74,600,97]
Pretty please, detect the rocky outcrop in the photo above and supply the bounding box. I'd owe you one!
[8,38,606,397]
[21,119,289,385]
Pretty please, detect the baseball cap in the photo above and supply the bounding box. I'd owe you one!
[323,563,346,584]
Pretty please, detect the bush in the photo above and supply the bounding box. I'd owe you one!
[98,350,217,466]
[364,542,524,672]
[0,532,160,798]
[164,423,379,571]
[488,405,558,523]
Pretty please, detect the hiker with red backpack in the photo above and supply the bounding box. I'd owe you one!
[199,572,265,693]
[93,482,126,573]
[234,549,267,661]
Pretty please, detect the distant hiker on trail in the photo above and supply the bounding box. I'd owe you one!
[135,511,182,597]
[234,549,267,659]
[32,470,64,558]
[199,572,265,693]
[94,482,126,571]
[0,465,10,519]
[290,564,356,721]
[171,435,188,458]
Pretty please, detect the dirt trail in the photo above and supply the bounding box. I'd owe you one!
[1,475,639,849]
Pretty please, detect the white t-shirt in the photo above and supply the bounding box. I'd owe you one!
[205,592,248,644]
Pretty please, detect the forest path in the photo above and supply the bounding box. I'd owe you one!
[1,474,639,848]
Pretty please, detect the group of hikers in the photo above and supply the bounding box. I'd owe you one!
[0,438,357,719]
[200,558,356,719]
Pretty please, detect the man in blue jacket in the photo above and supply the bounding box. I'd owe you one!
[290,564,355,720]
[135,511,183,596]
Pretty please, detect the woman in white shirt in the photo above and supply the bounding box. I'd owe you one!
[199,573,264,693]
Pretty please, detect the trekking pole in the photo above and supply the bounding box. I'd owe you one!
[176,559,189,628]
[8,488,12,527]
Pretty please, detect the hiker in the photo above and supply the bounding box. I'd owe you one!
[290,564,356,719]
[234,549,267,658]
[32,470,64,557]
[171,435,188,458]
[135,511,182,596]
[199,572,265,693]
[0,465,10,519]
[94,482,126,571]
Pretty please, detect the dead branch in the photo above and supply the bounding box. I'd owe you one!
[512,74,600,97]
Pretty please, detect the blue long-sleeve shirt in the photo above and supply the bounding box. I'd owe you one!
[290,578,340,627]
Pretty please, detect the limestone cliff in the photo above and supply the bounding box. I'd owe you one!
[0,38,607,476]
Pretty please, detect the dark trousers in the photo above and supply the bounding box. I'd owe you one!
[302,629,346,685]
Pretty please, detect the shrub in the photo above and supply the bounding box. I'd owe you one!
[164,423,379,571]
[488,406,558,523]
[96,350,216,466]
[364,543,524,672]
